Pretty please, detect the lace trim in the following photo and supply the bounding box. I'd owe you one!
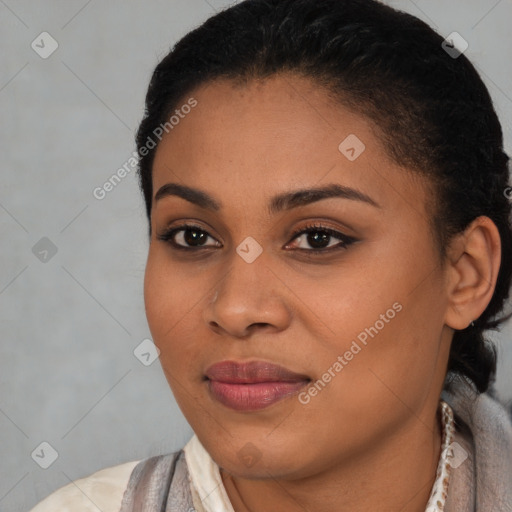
[425,400,456,512]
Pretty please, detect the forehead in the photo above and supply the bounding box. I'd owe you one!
[151,73,430,218]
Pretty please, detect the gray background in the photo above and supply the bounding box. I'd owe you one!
[0,1,511,510]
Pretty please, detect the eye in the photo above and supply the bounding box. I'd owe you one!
[286,223,357,254]
[157,222,357,254]
[157,223,221,250]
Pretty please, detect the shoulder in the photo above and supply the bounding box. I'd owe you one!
[29,460,140,512]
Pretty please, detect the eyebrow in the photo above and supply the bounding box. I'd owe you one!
[154,182,380,214]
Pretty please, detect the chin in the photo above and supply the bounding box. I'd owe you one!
[206,436,316,481]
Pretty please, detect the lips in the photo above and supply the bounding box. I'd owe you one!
[204,360,311,411]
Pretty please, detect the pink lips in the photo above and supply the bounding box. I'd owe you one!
[205,360,310,411]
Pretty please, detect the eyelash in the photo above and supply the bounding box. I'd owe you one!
[157,222,357,255]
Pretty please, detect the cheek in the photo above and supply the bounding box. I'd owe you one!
[143,251,204,361]
[320,235,446,400]
[143,255,207,419]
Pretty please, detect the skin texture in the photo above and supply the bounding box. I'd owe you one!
[143,73,501,512]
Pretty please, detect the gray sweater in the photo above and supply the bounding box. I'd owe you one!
[442,373,512,511]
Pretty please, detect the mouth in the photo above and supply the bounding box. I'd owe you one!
[204,360,311,411]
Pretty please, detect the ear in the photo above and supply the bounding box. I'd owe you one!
[444,216,501,330]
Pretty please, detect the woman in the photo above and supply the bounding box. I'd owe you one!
[30,0,512,510]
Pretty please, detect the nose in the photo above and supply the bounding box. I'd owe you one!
[203,252,293,339]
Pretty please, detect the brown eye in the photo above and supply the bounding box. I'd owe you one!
[157,224,221,249]
[287,223,357,254]
[157,222,357,255]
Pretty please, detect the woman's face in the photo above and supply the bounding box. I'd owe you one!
[144,73,453,478]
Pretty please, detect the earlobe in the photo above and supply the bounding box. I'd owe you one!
[444,216,501,331]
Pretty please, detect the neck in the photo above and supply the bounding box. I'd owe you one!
[220,407,443,512]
